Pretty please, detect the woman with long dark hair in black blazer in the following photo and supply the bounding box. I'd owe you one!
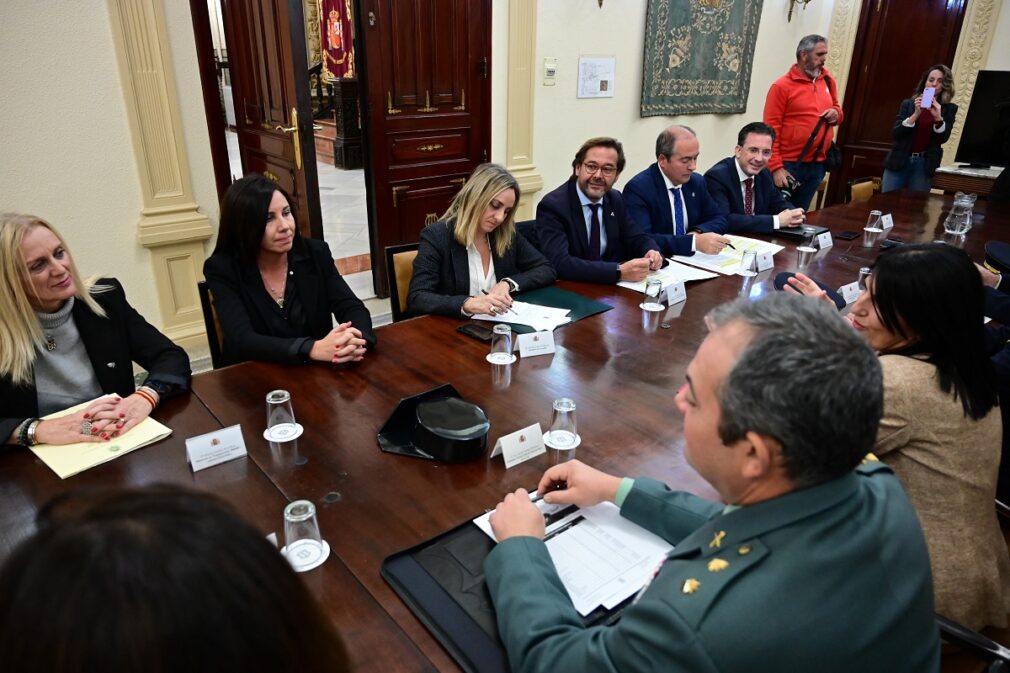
[203,175,375,366]
[881,65,958,193]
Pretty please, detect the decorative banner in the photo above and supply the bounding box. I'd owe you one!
[641,0,764,116]
[319,0,355,81]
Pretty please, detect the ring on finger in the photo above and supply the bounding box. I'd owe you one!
[81,420,93,435]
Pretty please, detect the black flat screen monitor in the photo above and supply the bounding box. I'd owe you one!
[954,70,1010,168]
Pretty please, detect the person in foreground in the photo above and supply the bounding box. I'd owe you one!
[881,65,958,193]
[203,174,374,366]
[623,125,730,256]
[847,245,1009,631]
[536,137,664,284]
[704,122,806,233]
[1,213,190,448]
[485,293,940,673]
[407,163,555,317]
[0,485,348,673]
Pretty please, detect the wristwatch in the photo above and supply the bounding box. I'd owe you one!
[501,277,519,293]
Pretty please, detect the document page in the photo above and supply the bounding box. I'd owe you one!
[472,300,572,332]
[617,260,717,293]
[673,234,784,276]
[474,499,672,616]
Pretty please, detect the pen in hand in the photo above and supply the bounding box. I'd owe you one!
[724,242,736,250]
[481,289,516,316]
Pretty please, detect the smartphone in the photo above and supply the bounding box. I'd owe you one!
[835,230,860,240]
[457,323,493,342]
[921,86,935,109]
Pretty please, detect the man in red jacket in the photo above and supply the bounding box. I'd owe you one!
[763,35,843,211]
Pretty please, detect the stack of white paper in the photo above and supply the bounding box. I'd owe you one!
[618,260,718,294]
[673,234,784,276]
[474,498,673,616]
[473,300,572,332]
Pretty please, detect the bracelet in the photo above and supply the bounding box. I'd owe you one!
[134,387,158,410]
[26,420,40,447]
[17,418,39,446]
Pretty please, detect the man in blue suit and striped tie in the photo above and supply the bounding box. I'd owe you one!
[624,125,730,258]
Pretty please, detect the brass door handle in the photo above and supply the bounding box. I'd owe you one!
[312,124,323,131]
[274,107,303,170]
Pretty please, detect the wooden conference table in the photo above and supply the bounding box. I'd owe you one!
[2,191,1008,672]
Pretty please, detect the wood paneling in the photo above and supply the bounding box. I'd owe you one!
[358,0,492,295]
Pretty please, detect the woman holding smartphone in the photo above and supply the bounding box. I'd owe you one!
[881,65,958,193]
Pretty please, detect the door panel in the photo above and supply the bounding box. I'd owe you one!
[359,0,491,295]
[827,0,966,204]
[222,0,322,239]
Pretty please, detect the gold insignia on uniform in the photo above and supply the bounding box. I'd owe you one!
[708,530,726,548]
[737,544,751,556]
[707,558,729,572]
[862,452,879,463]
[682,578,701,594]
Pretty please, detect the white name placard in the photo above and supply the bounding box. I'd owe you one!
[186,424,248,472]
[756,251,775,272]
[838,281,862,305]
[816,232,834,250]
[516,331,556,358]
[490,423,546,469]
[664,281,687,305]
[880,213,894,230]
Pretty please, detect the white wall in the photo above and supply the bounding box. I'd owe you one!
[0,1,153,318]
[527,0,836,193]
[0,0,219,328]
[984,1,1010,70]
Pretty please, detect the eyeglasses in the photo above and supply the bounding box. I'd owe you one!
[582,162,617,177]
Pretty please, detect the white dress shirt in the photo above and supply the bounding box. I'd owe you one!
[576,183,609,257]
[467,239,497,297]
[734,160,781,229]
[661,169,695,252]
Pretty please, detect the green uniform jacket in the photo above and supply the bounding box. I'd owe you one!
[484,462,939,673]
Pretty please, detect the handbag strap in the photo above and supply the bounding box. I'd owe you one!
[796,74,838,164]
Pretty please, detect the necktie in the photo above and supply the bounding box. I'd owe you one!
[671,187,685,237]
[744,178,754,216]
[588,203,602,261]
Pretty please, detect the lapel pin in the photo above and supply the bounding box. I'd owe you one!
[708,558,729,572]
[107,362,116,368]
[682,578,701,594]
[709,530,726,548]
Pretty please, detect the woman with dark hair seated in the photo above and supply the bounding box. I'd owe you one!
[203,174,374,366]
[0,485,348,672]
[0,213,190,448]
[790,243,1010,631]
[407,163,556,318]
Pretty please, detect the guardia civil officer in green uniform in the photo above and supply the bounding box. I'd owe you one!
[485,293,940,673]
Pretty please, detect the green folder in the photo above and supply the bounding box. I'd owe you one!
[502,286,613,334]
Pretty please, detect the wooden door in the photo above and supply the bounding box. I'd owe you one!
[826,0,967,205]
[222,0,323,238]
[357,0,492,295]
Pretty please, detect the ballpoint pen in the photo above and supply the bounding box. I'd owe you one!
[481,289,516,316]
[724,242,737,250]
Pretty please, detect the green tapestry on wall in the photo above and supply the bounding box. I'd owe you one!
[641,0,764,117]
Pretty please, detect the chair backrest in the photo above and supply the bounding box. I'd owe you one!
[197,280,225,369]
[808,176,829,213]
[515,219,539,250]
[848,177,878,203]
[385,243,420,322]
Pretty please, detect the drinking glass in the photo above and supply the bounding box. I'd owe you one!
[487,324,514,364]
[862,226,883,248]
[943,209,970,236]
[799,226,817,249]
[547,397,578,463]
[738,250,757,277]
[265,390,299,442]
[865,210,882,229]
[283,500,326,572]
[857,266,872,291]
[795,245,817,267]
[641,277,664,312]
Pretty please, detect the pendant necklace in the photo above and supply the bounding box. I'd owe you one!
[44,335,57,351]
[260,264,288,308]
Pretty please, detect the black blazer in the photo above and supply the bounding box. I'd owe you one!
[407,219,556,317]
[203,238,375,366]
[882,99,957,177]
[623,165,727,257]
[535,177,658,284]
[1,278,191,444]
[704,156,795,234]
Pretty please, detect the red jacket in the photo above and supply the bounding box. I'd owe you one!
[763,64,844,171]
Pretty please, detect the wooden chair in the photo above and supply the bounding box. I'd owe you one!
[385,242,420,322]
[848,176,878,203]
[808,176,829,212]
[197,280,225,369]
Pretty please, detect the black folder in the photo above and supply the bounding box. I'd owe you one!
[381,514,633,673]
